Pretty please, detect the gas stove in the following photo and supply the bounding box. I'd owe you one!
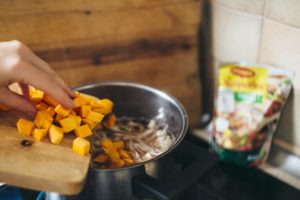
[21,132,300,200]
[179,135,300,200]
[132,133,300,200]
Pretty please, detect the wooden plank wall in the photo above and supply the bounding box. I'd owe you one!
[0,0,202,126]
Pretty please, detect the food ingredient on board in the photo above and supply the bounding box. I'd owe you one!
[13,86,114,156]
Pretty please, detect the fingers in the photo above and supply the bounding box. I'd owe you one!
[13,61,75,109]
[0,88,36,114]
[27,53,75,98]
[22,46,75,98]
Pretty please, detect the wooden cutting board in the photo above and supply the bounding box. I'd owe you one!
[0,110,90,195]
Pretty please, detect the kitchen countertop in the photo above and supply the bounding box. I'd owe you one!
[192,128,300,191]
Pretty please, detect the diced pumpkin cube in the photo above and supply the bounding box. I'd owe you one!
[34,111,53,130]
[80,106,91,118]
[110,159,125,168]
[113,141,124,150]
[41,120,51,131]
[30,88,45,103]
[93,154,109,164]
[92,108,106,115]
[103,146,120,160]
[46,106,56,117]
[49,125,64,144]
[85,110,104,123]
[35,111,53,122]
[94,99,114,115]
[81,94,95,105]
[100,138,113,148]
[82,119,96,130]
[32,128,48,141]
[118,149,131,159]
[69,114,82,126]
[92,99,113,115]
[54,104,71,117]
[16,118,35,136]
[89,99,96,107]
[29,86,37,97]
[90,99,104,109]
[59,117,79,133]
[74,124,92,138]
[106,114,116,128]
[44,95,58,107]
[124,158,135,166]
[73,96,86,107]
[36,102,48,111]
[72,137,90,156]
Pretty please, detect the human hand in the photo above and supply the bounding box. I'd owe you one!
[0,40,75,113]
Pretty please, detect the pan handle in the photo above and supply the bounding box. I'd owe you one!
[132,140,219,200]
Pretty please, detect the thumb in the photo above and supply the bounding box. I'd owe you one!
[0,88,36,114]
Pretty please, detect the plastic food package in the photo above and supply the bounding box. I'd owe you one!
[212,63,294,166]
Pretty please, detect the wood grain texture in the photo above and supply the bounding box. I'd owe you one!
[0,0,202,126]
[0,111,89,195]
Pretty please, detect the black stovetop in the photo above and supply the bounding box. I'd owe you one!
[178,135,300,200]
[21,134,300,200]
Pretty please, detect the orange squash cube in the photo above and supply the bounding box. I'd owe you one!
[106,114,116,128]
[36,110,53,122]
[29,87,45,103]
[34,111,53,130]
[80,106,91,118]
[103,146,120,160]
[49,125,64,144]
[92,108,104,115]
[44,95,58,107]
[93,154,109,164]
[73,96,86,107]
[110,159,125,168]
[100,138,113,148]
[16,118,35,136]
[82,119,96,130]
[72,137,90,156]
[54,104,71,118]
[41,120,51,131]
[81,94,95,105]
[74,124,92,138]
[113,141,124,150]
[59,117,79,133]
[124,158,135,166]
[92,99,113,115]
[102,99,113,114]
[69,114,82,126]
[32,128,48,141]
[85,110,104,123]
[36,102,48,111]
[118,149,131,159]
